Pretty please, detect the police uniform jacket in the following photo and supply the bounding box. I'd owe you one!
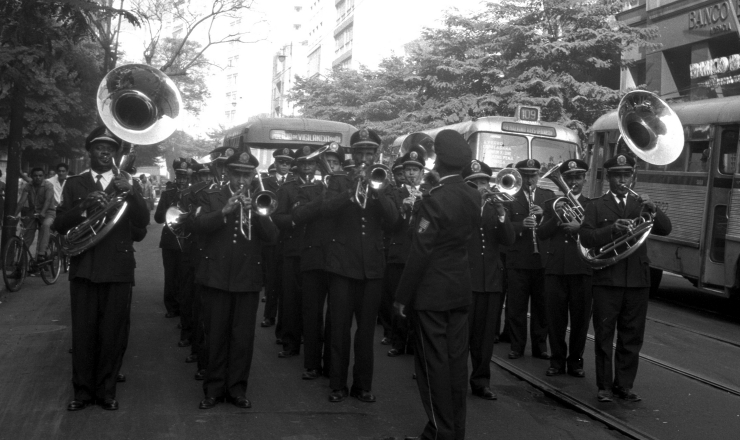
[396,175,481,311]
[292,180,328,272]
[321,173,399,280]
[154,187,181,250]
[273,177,312,257]
[192,185,279,292]
[579,193,671,288]
[467,203,515,292]
[537,194,593,276]
[505,187,555,270]
[54,171,150,284]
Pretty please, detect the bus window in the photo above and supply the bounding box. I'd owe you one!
[687,141,710,172]
[710,205,728,263]
[531,138,579,172]
[719,130,738,175]
[470,132,528,168]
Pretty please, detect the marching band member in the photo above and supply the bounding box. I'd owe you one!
[463,160,515,400]
[154,159,189,319]
[273,146,318,358]
[56,126,150,411]
[386,146,428,358]
[292,142,345,380]
[394,130,480,440]
[537,159,592,378]
[580,154,671,403]
[322,128,398,403]
[261,148,293,331]
[379,156,406,346]
[193,150,278,409]
[505,159,554,360]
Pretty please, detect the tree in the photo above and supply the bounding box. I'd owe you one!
[150,37,212,117]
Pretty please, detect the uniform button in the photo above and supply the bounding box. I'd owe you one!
[362,232,365,236]
[361,224,365,228]
[233,240,237,244]
[482,245,485,249]
[565,240,569,243]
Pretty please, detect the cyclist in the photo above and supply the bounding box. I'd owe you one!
[15,167,56,269]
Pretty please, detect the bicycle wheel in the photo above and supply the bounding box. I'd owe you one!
[3,236,28,292]
[40,235,62,285]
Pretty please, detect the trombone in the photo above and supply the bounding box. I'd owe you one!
[237,172,278,240]
[481,168,522,205]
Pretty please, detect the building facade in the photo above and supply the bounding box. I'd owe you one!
[619,0,740,100]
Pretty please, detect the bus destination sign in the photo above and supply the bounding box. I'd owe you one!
[269,130,342,143]
[516,105,541,122]
[501,122,557,137]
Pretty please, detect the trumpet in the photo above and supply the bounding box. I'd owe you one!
[482,168,523,204]
[353,163,391,209]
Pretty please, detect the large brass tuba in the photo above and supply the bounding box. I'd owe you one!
[63,64,182,256]
[578,90,681,269]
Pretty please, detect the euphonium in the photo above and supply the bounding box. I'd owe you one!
[63,64,182,256]
[541,163,584,224]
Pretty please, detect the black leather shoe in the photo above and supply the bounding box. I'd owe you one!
[178,339,191,348]
[387,348,402,357]
[260,318,274,327]
[278,350,299,358]
[194,369,206,381]
[533,352,551,360]
[100,398,119,410]
[67,399,92,411]
[546,367,565,376]
[380,337,391,345]
[228,396,252,408]
[116,373,126,383]
[185,354,198,363]
[567,368,586,378]
[302,369,320,380]
[508,351,523,359]
[328,388,349,403]
[612,386,641,402]
[597,389,614,402]
[199,396,223,409]
[165,312,179,318]
[350,388,376,403]
[472,387,497,400]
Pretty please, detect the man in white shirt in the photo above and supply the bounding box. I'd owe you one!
[47,163,69,206]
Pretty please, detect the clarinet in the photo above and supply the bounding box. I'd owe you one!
[528,185,539,254]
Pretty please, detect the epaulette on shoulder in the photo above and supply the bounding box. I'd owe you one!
[193,183,210,194]
[162,187,176,193]
[205,186,222,194]
[428,185,442,196]
[67,172,88,181]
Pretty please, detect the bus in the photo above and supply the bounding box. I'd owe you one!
[588,95,740,298]
[390,106,582,194]
[222,117,357,170]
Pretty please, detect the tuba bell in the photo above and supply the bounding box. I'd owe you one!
[578,90,681,269]
[165,205,190,241]
[63,64,182,256]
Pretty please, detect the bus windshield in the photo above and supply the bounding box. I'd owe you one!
[470,132,528,168]
[532,138,579,172]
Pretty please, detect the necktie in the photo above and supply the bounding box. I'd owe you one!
[95,174,105,191]
[618,195,626,213]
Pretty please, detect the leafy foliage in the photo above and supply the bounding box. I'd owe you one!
[288,0,660,144]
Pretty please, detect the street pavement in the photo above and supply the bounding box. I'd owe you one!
[0,221,625,440]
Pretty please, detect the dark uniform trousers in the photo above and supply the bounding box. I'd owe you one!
[468,292,500,390]
[262,244,281,322]
[281,255,302,352]
[178,251,196,343]
[538,195,593,371]
[70,280,132,401]
[395,175,481,440]
[388,263,411,352]
[322,173,398,392]
[580,192,671,391]
[505,188,554,357]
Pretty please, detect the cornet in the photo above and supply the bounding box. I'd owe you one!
[353,163,391,209]
[237,173,278,240]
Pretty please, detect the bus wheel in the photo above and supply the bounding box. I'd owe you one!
[649,267,663,297]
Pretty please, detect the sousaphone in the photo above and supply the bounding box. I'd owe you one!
[63,64,183,256]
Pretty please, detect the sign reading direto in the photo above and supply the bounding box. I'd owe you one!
[269,130,342,143]
[688,0,735,35]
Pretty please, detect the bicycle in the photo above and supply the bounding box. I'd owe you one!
[2,215,63,291]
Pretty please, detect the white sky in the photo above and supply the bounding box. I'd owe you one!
[116,0,487,138]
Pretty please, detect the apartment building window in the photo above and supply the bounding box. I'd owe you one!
[336,0,354,24]
[337,57,352,70]
[230,18,241,28]
[227,55,239,67]
[227,73,238,86]
[224,110,236,124]
[308,48,321,76]
[335,25,353,55]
